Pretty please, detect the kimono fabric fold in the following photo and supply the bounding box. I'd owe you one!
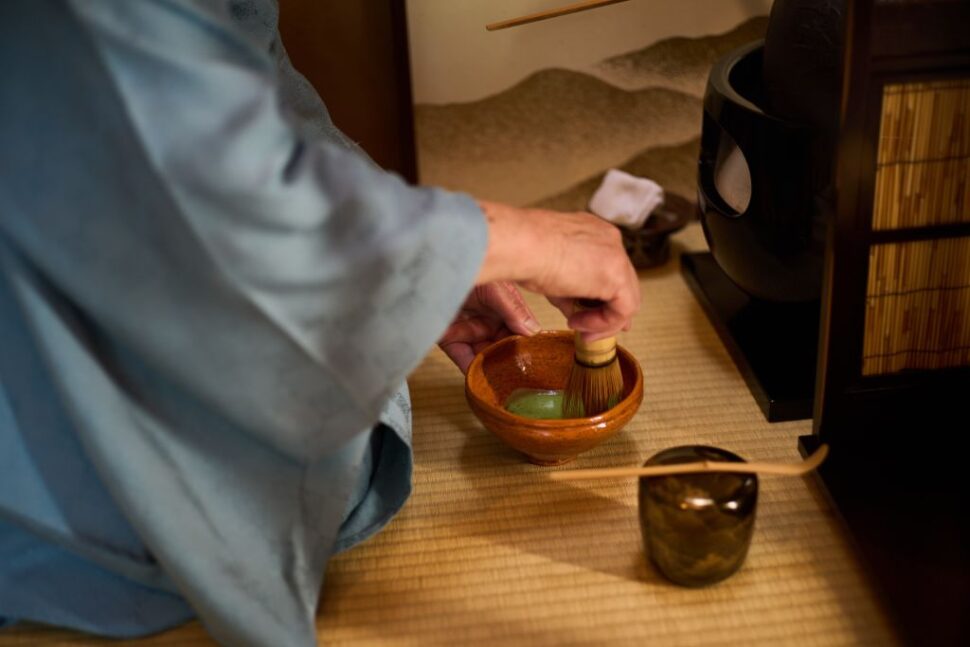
[0,1,487,645]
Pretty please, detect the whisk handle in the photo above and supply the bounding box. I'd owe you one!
[574,333,617,367]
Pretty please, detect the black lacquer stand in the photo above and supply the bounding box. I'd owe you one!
[681,252,817,422]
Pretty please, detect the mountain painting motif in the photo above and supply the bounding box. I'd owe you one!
[414,17,768,213]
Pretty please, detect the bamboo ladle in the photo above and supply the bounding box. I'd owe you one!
[486,0,632,31]
[548,444,829,481]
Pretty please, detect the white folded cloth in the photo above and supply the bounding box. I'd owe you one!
[588,169,665,229]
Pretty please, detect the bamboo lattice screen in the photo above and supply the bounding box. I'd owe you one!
[863,79,970,375]
[872,80,969,230]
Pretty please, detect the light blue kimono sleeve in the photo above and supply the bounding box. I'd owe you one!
[63,0,487,458]
[0,0,486,645]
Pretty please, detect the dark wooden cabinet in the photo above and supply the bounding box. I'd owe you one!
[278,0,417,182]
[801,2,970,645]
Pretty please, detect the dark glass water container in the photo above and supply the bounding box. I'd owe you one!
[638,446,758,587]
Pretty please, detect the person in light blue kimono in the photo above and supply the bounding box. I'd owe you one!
[0,1,639,645]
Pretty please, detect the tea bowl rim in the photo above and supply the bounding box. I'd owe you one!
[464,330,644,434]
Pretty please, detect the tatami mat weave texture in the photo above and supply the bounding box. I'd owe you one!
[0,225,898,645]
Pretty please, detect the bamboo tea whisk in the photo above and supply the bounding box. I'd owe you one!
[562,301,624,417]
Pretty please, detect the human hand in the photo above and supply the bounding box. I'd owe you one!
[438,281,541,373]
[476,201,640,341]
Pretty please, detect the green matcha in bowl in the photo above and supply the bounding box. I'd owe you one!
[504,388,565,419]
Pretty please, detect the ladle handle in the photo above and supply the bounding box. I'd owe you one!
[548,444,829,481]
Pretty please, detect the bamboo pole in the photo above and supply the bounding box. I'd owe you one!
[919,240,934,369]
[486,0,631,31]
[927,239,941,366]
[884,244,895,373]
[943,238,955,365]
[899,243,912,371]
[888,243,902,373]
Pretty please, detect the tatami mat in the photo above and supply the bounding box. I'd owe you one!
[0,225,898,645]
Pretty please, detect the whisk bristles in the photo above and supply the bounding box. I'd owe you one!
[562,335,624,418]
